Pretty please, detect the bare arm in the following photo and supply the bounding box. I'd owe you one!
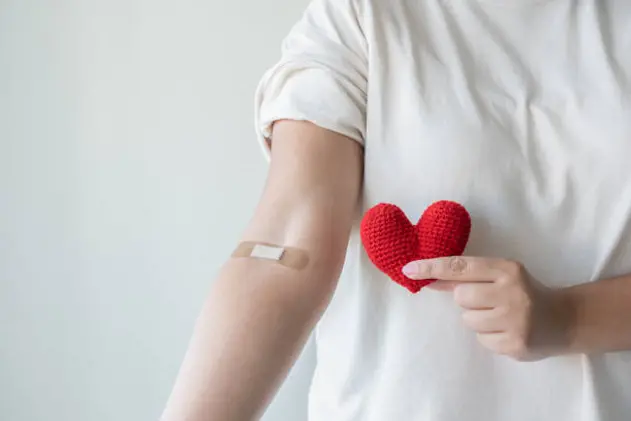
[160,120,363,421]
[564,274,631,354]
[403,256,631,360]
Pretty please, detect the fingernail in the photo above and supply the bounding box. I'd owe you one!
[402,262,418,277]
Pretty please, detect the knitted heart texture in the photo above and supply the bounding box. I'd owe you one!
[360,201,472,293]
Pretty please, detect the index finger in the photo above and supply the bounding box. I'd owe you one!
[402,256,507,282]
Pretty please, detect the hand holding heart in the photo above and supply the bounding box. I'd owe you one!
[360,201,575,361]
[403,256,575,361]
[360,201,472,293]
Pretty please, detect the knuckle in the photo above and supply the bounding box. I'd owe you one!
[448,256,469,274]
[496,305,511,318]
[513,288,534,312]
[424,261,435,278]
[496,275,511,288]
[503,260,524,279]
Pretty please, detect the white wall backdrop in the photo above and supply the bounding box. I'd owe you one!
[0,1,315,420]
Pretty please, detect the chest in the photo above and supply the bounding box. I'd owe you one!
[363,0,631,202]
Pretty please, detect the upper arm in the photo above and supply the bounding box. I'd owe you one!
[243,120,363,266]
[246,0,368,266]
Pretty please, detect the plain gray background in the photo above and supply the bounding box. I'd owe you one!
[0,1,316,420]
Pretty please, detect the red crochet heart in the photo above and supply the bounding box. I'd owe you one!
[360,201,471,293]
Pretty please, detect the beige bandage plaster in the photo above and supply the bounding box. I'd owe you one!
[231,241,310,270]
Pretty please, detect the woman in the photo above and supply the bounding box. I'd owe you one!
[161,1,631,420]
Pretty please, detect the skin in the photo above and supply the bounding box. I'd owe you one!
[403,256,631,361]
[161,120,631,420]
[160,120,363,421]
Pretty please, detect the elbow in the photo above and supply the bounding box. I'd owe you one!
[244,200,355,282]
[234,211,352,308]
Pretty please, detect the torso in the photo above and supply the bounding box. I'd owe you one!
[311,1,631,420]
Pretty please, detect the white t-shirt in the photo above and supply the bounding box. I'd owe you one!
[255,1,631,420]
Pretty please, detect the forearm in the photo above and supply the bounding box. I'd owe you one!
[563,274,631,354]
[160,250,343,421]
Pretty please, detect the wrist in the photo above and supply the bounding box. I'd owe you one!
[557,287,581,354]
[544,286,580,356]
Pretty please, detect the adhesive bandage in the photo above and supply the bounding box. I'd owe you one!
[231,241,309,270]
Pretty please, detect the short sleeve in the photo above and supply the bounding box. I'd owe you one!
[254,0,368,159]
